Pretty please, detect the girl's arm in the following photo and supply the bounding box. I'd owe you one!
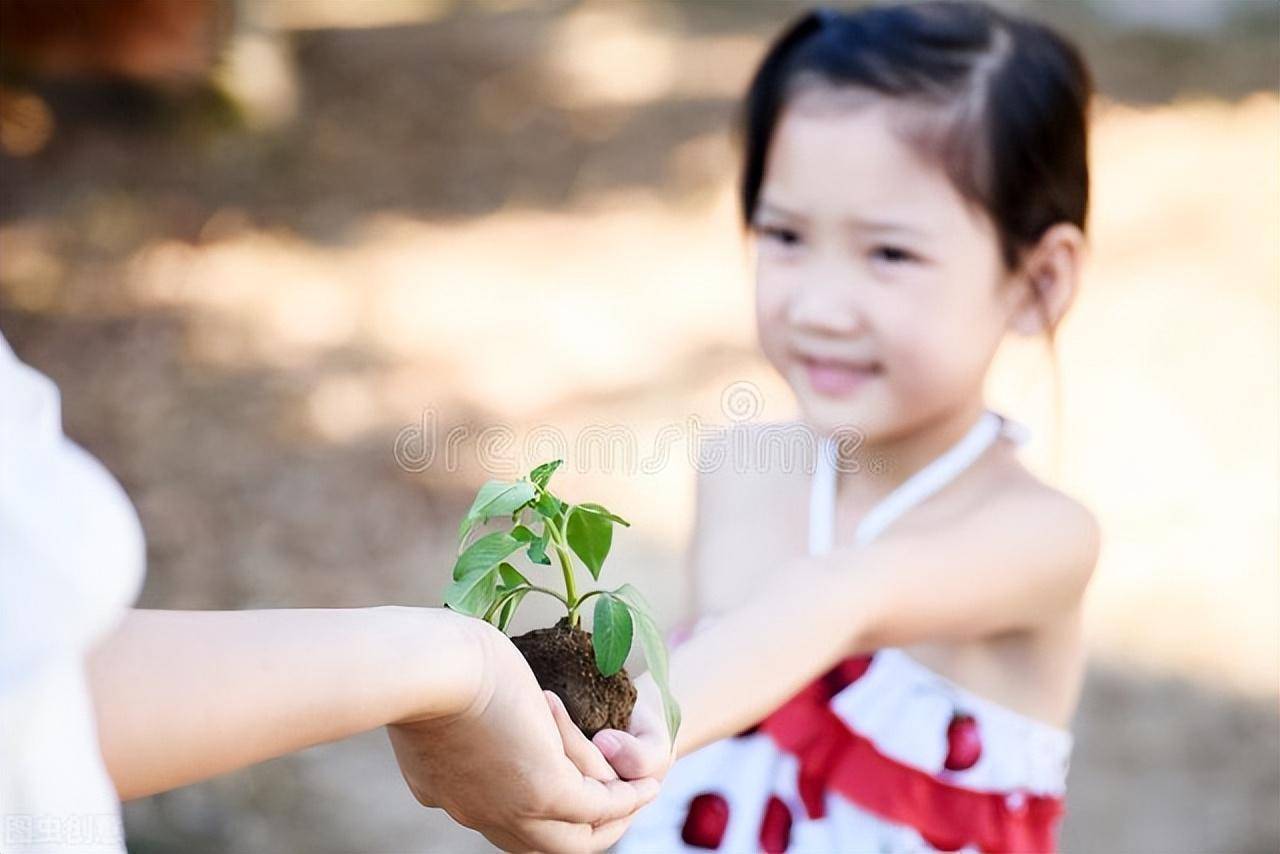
[597,486,1099,771]
[87,606,481,799]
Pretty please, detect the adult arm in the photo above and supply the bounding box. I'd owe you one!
[88,606,657,853]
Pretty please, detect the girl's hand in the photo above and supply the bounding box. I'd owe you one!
[591,674,675,783]
[386,617,660,853]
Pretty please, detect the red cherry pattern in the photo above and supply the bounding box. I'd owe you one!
[681,658,869,853]
[943,711,982,771]
[759,795,793,853]
[681,792,730,849]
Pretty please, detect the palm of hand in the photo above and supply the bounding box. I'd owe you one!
[387,623,657,853]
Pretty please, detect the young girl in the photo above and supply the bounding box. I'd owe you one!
[598,2,1100,852]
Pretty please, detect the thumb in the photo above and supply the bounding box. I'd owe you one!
[593,728,669,780]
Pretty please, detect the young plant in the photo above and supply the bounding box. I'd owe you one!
[443,460,680,742]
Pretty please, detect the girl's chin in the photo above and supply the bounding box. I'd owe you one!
[789,373,882,436]
[794,395,878,439]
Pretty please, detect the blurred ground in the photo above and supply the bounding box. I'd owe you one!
[1,1,1277,852]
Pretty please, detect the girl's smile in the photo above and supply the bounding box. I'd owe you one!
[793,351,884,399]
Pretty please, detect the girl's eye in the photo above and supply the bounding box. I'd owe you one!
[758,224,802,247]
[870,244,919,264]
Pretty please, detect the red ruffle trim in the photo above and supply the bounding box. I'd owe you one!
[757,658,1064,853]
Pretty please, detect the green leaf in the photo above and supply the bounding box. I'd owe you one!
[510,525,537,544]
[529,459,563,489]
[497,562,529,590]
[565,505,613,579]
[534,491,563,521]
[591,595,633,677]
[444,565,500,617]
[576,502,631,527]
[487,564,532,631]
[452,531,522,581]
[614,584,681,743]
[613,581,653,613]
[458,480,537,543]
[496,589,528,632]
[526,526,551,565]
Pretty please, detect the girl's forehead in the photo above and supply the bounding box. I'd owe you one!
[764,95,976,233]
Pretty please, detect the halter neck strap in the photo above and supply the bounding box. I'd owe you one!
[808,410,1028,556]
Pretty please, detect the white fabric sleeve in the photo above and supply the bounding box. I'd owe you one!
[0,329,145,854]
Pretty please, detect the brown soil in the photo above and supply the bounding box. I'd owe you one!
[511,618,637,738]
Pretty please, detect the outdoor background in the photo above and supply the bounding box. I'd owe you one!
[1,0,1276,851]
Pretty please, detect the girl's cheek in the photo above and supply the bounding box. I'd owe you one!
[754,276,792,368]
[754,264,786,314]
[878,303,957,394]
[895,315,983,404]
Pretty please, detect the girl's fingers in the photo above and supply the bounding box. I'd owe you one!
[544,691,619,782]
[592,728,668,780]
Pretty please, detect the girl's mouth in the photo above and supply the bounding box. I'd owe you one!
[797,355,882,398]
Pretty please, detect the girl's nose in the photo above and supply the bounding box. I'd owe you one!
[787,275,864,337]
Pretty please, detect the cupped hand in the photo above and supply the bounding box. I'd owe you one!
[386,617,658,853]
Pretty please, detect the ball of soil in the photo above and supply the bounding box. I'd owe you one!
[511,618,637,738]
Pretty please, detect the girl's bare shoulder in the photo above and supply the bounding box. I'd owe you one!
[688,422,812,607]
[688,421,813,547]
[886,440,1101,595]
[693,420,815,502]
[997,449,1098,527]
[971,448,1102,587]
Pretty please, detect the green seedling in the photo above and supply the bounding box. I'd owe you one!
[444,459,680,743]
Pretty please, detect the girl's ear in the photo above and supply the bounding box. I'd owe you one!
[1007,223,1087,336]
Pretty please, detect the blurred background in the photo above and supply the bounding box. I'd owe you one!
[1,0,1276,851]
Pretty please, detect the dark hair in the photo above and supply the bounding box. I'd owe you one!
[740,1,1092,275]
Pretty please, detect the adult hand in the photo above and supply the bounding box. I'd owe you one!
[387,617,659,853]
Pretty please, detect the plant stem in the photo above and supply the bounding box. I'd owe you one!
[554,544,579,625]
[483,585,568,623]
[524,585,571,607]
[544,516,580,626]
[567,589,607,625]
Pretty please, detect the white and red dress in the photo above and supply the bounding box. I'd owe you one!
[617,411,1073,853]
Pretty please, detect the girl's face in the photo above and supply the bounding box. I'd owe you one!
[753,93,1019,441]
